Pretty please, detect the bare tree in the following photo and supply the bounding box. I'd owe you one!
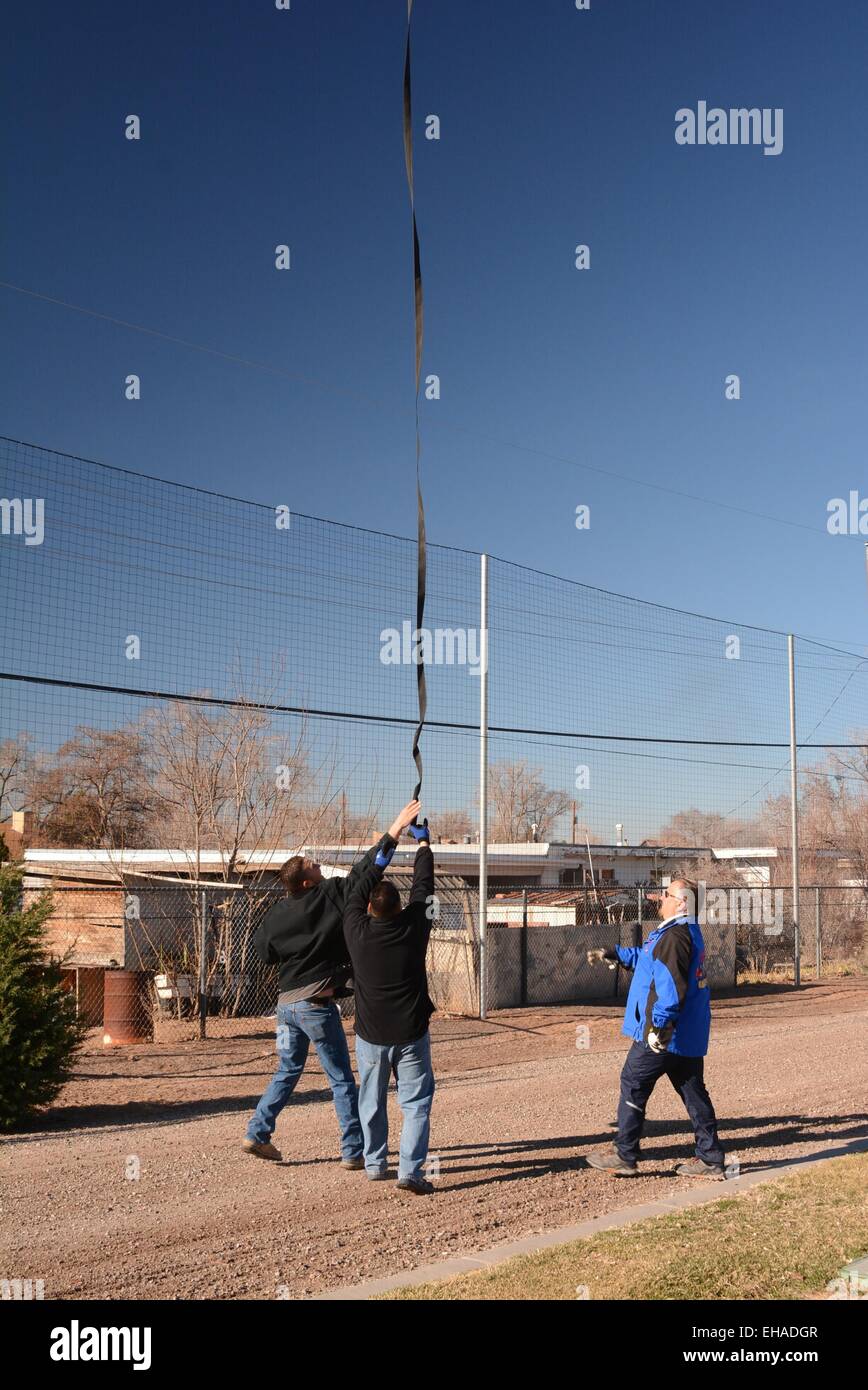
[489,761,571,841]
[750,759,868,964]
[304,795,382,847]
[0,734,30,822]
[751,794,791,849]
[145,698,310,882]
[434,808,474,842]
[655,808,755,849]
[25,727,153,848]
[137,690,315,1023]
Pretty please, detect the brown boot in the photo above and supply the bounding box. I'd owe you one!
[586,1147,637,1176]
[674,1156,725,1178]
[242,1138,283,1162]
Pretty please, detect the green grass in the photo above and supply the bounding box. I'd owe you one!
[379,1153,868,1300]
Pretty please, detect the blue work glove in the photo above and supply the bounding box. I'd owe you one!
[374,844,396,868]
[407,819,430,843]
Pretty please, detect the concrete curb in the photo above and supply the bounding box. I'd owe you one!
[310,1137,868,1300]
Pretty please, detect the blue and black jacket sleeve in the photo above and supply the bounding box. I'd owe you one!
[321,834,397,912]
[340,834,397,942]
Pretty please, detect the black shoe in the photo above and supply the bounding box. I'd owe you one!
[341,1156,365,1170]
[397,1176,435,1195]
[586,1148,638,1176]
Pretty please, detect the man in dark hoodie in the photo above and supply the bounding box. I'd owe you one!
[343,818,437,1194]
[242,799,421,1164]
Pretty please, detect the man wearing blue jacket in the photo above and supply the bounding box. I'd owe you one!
[586,878,726,1178]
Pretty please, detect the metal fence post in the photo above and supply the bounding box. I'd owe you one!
[628,885,643,997]
[520,887,528,1006]
[788,634,801,988]
[815,885,821,980]
[198,889,208,1040]
[478,552,489,1020]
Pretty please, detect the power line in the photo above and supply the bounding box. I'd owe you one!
[2,670,866,749]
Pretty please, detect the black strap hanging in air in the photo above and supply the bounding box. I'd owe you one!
[403,0,426,803]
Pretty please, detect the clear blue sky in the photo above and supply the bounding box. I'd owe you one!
[3,0,867,641]
[2,1,868,841]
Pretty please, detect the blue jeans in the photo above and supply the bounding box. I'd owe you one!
[355,1031,435,1180]
[246,1000,362,1159]
[616,1041,725,1167]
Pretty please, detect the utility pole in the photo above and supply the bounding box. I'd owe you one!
[478,553,489,1020]
[788,634,801,988]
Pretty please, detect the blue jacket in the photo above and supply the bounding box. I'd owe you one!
[616,915,711,1057]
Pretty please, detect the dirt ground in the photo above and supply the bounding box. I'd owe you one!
[2,979,866,1300]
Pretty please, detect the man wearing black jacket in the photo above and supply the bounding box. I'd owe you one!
[344,820,437,1195]
[243,799,420,1163]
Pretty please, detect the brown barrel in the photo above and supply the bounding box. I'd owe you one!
[102,969,152,1045]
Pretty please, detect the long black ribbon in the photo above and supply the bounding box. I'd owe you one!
[403,0,426,802]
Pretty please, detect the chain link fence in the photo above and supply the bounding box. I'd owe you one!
[37,874,480,1042]
[37,876,865,1038]
[482,882,867,1009]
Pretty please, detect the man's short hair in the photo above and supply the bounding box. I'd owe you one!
[369,880,401,919]
[280,855,309,893]
[670,877,698,915]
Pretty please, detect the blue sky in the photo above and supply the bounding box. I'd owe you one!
[2,1,868,839]
[3,0,868,639]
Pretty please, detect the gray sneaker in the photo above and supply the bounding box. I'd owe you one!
[675,1157,725,1178]
[586,1147,638,1176]
[366,1168,389,1181]
[397,1176,435,1195]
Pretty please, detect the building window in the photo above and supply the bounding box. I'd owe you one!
[559,867,585,886]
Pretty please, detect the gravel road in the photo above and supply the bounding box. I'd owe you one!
[2,979,866,1299]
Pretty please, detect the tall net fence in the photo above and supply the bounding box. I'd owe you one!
[486,555,795,855]
[0,434,481,838]
[2,436,866,1034]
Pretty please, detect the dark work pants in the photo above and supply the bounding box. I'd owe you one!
[616,1041,725,1167]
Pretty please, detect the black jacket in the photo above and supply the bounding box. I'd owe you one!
[253,834,397,994]
[343,844,435,1045]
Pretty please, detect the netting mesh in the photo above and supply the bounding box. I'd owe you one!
[486,555,794,850]
[2,436,866,1035]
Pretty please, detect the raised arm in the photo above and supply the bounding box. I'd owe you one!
[324,799,421,907]
[342,834,398,932]
[344,868,379,943]
[407,819,435,911]
[409,847,435,909]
